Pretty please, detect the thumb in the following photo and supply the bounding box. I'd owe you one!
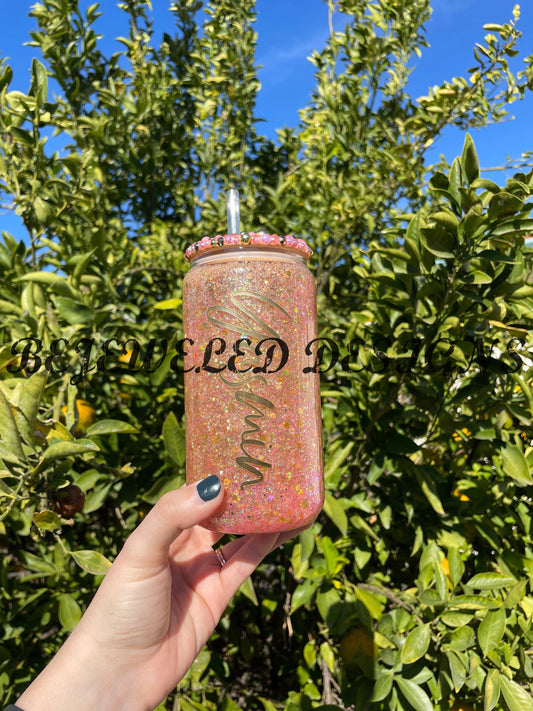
[120,475,223,568]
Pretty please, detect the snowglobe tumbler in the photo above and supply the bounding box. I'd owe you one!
[182,232,324,534]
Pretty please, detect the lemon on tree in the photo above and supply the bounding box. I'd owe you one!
[61,399,97,436]
[339,628,375,672]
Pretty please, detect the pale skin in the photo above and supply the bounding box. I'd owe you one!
[16,478,303,711]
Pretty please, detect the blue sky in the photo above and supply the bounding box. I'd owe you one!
[1,1,532,238]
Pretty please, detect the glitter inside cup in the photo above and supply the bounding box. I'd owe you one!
[182,234,324,533]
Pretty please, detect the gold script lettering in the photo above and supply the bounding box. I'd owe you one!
[206,290,290,490]
[207,291,290,339]
[234,390,275,489]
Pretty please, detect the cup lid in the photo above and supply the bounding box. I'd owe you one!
[184,232,312,262]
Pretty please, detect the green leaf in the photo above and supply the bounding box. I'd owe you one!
[396,677,433,711]
[383,433,419,455]
[477,249,515,263]
[154,298,182,310]
[504,580,527,609]
[0,386,24,460]
[0,299,23,315]
[488,218,533,238]
[290,579,316,614]
[406,212,421,245]
[290,542,309,580]
[413,466,444,515]
[21,551,58,575]
[501,444,532,485]
[401,624,431,664]
[9,126,34,146]
[444,626,475,653]
[441,611,475,628]
[467,573,516,590]
[431,210,459,232]
[324,440,353,478]
[58,593,82,632]
[71,249,97,284]
[30,57,48,102]
[238,576,258,605]
[320,641,336,673]
[258,698,278,711]
[17,271,71,289]
[499,674,533,711]
[488,192,524,219]
[465,270,492,284]
[478,607,506,655]
[0,441,21,464]
[70,549,112,575]
[82,483,112,514]
[54,296,93,326]
[371,672,394,702]
[33,510,61,532]
[321,536,340,575]
[447,650,467,692]
[220,697,242,711]
[316,587,341,623]
[471,177,501,192]
[354,587,383,620]
[0,65,13,92]
[86,420,138,436]
[447,547,465,586]
[33,196,54,225]
[449,157,463,206]
[461,134,479,185]
[162,412,185,467]
[41,439,100,462]
[422,226,456,258]
[484,668,501,711]
[303,641,317,669]
[15,370,48,446]
[323,491,348,535]
[448,595,503,610]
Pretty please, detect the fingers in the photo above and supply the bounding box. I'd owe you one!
[120,476,224,569]
[217,533,280,598]
[216,525,310,599]
[275,524,311,547]
[218,523,309,565]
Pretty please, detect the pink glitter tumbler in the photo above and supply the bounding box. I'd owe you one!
[182,195,324,533]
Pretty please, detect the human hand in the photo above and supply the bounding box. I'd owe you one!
[16,476,301,711]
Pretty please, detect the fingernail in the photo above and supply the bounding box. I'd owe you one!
[197,475,221,502]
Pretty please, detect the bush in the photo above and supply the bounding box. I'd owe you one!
[1,1,533,709]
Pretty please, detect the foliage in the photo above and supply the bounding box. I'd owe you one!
[1,0,533,709]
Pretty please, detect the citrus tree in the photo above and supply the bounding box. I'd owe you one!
[1,1,533,709]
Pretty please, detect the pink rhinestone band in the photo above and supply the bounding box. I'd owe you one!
[184,232,313,262]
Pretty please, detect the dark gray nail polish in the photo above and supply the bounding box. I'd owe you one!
[197,475,221,502]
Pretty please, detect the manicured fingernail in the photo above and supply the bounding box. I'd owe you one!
[197,475,221,502]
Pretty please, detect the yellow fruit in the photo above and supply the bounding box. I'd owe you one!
[452,427,471,443]
[441,557,450,578]
[61,399,96,436]
[452,487,470,502]
[340,628,375,670]
[119,348,134,364]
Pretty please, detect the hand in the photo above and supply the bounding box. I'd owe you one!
[17,476,301,711]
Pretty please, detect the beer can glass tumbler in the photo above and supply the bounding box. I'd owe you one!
[182,232,324,533]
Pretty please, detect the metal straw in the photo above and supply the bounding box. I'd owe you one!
[227,188,240,234]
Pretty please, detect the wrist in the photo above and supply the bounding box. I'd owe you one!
[16,629,142,711]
